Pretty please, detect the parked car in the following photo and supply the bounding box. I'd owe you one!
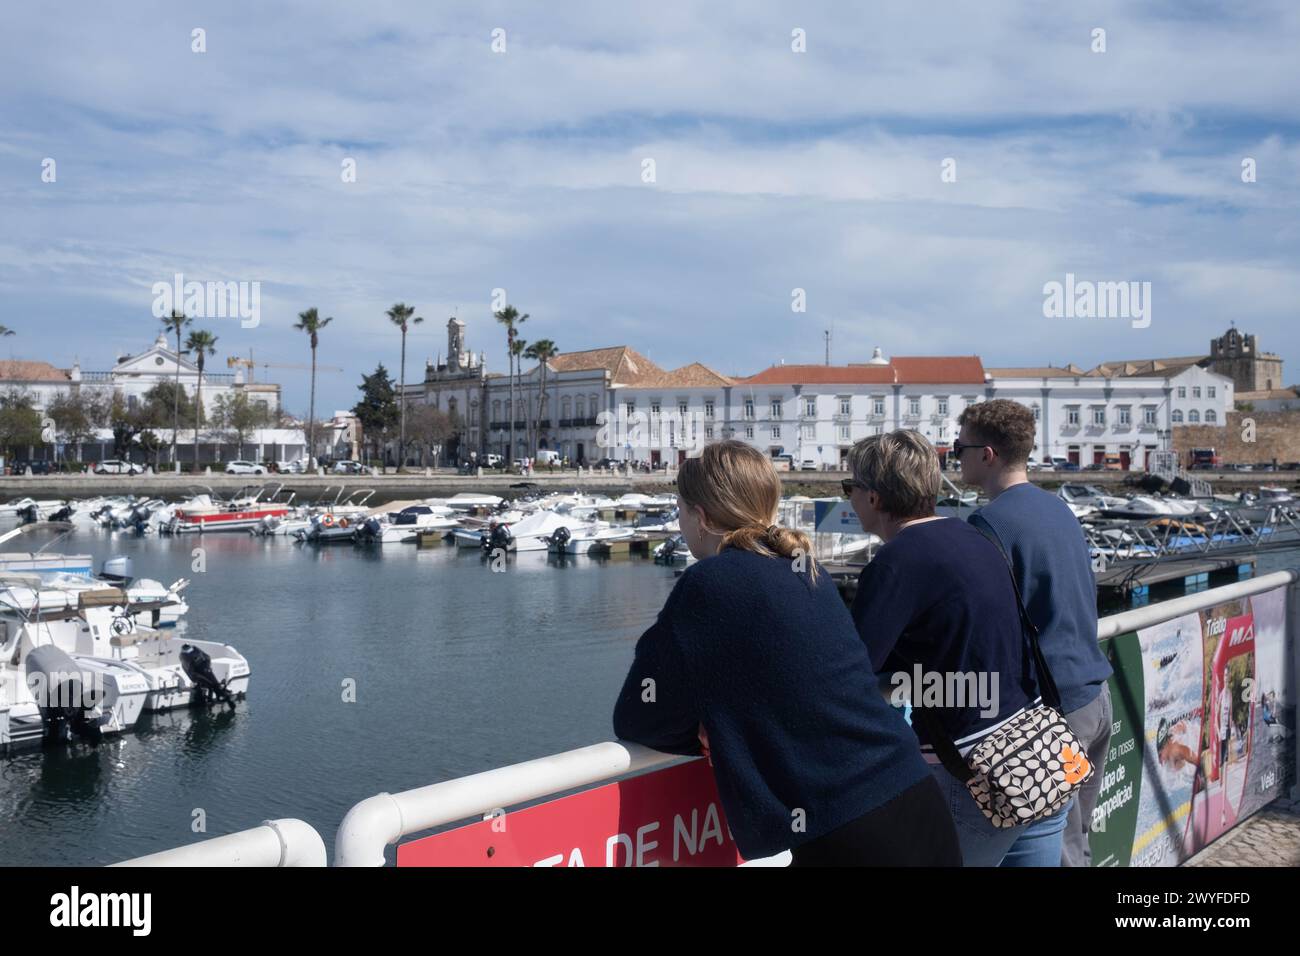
[1082,463,1104,471]
[11,460,54,475]
[1103,455,1123,471]
[331,460,367,475]
[799,459,819,471]
[94,460,143,475]
[1226,463,1255,472]
[1026,456,1042,471]
[484,453,504,468]
[1280,462,1300,471]
[224,460,266,475]
[1056,461,1081,472]
[1050,456,1071,470]
[593,457,618,470]
[275,458,308,474]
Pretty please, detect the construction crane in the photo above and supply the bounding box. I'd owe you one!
[226,351,343,384]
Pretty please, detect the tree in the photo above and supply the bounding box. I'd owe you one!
[0,326,14,338]
[494,305,528,463]
[161,310,192,465]
[213,392,274,458]
[46,388,111,459]
[524,339,559,454]
[353,364,399,463]
[294,307,333,464]
[137,430,164,469]
[140,381,197,431]
[185,329,218,464]
[386,302,423,468]
[405,403,455,466]
[0,389,42,461]
[107,394,150,458]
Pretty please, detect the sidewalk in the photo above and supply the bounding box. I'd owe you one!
[1185,794,1300,867]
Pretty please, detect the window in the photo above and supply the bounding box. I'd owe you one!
[744,400,755,419]
[493,400,501,421]
[771,425,781,439]
[1066,407,1080,426]
[650,401,661,416]
[1188,410,1201,423]
[562,396,572,421]
[873,398,885,416]
[1118,407,1131,426]
[705,426,714,439]
[1192,386,1201,399]
[704,400,715,419]
[1208,386,1216,398]
[678,402,687,417]
[1172,409,1184,423]
[838,425,850,442]
[801,424,815,440]
[625,401,635,416]
[744,425,754,439]
[839,397,851,416]
[1031,404,1040,421]
[1143,406,1157,426]
[1177,386,1186,398]
[589,394,599,418]
[937,399,949,416]
[770,400,782,418]
[804,398,816,417]
[1206,410,1217,423]
[575,397,585,419]
[908,398,921,416]
[1092,407,1106,426]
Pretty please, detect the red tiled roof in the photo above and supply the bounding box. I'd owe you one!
[546,346,665,386]
[0,360,70,383]
[740,356,985,386]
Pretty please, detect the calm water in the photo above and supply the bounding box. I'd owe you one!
[3,524,1298,866]
[0,528,676,866]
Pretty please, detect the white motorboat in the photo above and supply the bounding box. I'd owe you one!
[1,577,151,751]
[1058,483,1128,512]
[547,522,636,555]
[0,580,249,715]
[355,504,461,544]
[653,534,695,566]
[1098,495,1208,520]
[291,490,378,543]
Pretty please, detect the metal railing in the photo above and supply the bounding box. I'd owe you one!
[113,818,327,867]
[1084,505,1300,566]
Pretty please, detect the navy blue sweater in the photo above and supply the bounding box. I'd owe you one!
[612,547,931,859]
[851,518,1041,757]
[969,483,1112,714]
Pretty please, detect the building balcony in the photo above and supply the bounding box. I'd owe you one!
[866,413,886,424]
[832,412,851,422]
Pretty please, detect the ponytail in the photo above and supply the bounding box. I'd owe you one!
[719,523,819,582]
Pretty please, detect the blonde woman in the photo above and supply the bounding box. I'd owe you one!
[613,441,959,866]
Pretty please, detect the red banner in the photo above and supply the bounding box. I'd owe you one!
[397,758,746,867]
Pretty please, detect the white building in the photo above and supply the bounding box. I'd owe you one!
[987,361,1234,469]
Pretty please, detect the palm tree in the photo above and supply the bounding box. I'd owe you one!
[294,308,333,466]
[493,305,528,463]
[184,330,218,465]
[386,303,423,469]
[0,326,14,337]
[161,310,191,466]
[510,337,530,455]
[524,339,559,456]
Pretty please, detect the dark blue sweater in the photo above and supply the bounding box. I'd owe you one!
[612,547,931,859]
[851,518,1041,756]
[969,483,1112,714]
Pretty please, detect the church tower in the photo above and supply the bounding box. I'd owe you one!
[1206,325,1284,392]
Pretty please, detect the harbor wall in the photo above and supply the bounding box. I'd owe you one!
[1175,409,1300,466]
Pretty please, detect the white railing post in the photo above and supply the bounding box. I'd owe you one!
[335,741,679,866]
[112,818,327,867]
[1291,576,1300,803]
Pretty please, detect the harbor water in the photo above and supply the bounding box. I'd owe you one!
[3,527,1298,866]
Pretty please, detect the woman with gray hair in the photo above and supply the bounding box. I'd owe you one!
[844,429,1068,866]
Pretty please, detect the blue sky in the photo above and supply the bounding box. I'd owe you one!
[2,1,1297,414]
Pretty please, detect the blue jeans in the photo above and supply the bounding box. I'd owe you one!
[931,765,1071,867]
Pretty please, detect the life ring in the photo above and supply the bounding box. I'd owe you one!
[339,517,350,529]
[322,514,335,527]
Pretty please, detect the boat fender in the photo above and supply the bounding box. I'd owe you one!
[339,517,350,529]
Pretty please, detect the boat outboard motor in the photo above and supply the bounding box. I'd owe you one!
[483,522,512,555]
[361,516,383,540]
[180,644,236,709]
[551,525,571,549]
[660,535,678,560]
[25,645,105,743]
[48,505,74,523]
[18,503,38,525]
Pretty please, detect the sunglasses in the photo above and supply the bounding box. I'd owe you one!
[840,479,870,497]
[950,440,988,457]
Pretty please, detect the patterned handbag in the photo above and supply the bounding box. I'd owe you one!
[912,530,1094,828]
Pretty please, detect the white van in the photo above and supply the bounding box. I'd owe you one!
[535,449,562,466]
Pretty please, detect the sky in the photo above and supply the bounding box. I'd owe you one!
[2,1,1298,415]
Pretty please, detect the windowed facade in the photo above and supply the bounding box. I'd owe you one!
[1143,406,1158,426]
[872,398,885,417]
[744,399,755,419]
[1092,406,1106,426]
[1172,409,1184,423]
[1066,406,1080,426]
[839,397,851,416]
[770,400,782,418]
[1188,410,1200,423]
[937,398,949,416]
[1118,406,1131,427]
[704,400,715,419]
[907,398,921,417]
[1206,410,1217,423]
[803,398,817,417]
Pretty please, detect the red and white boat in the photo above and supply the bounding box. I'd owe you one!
[166,484,292,534]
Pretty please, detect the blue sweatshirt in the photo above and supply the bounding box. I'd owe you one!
[968,483,1112,714]
[851,518,1042,759]
[613,547,931,860]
